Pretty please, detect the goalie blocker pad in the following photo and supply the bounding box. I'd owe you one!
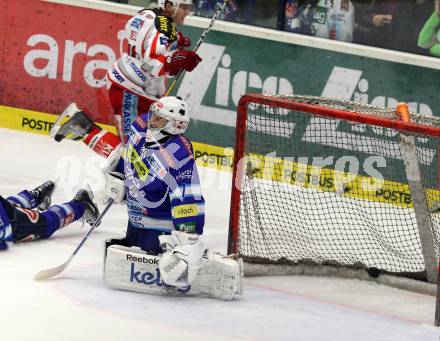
[103,239,243,301]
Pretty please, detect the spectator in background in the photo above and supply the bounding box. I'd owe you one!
[284,0,317,35]
[284,0,355,43]
[195,0,240,21]
[195,0,263,26]
[354,0,432,55]
[418,0,440,56]
[240,0,256,25]
[311,0,355,42]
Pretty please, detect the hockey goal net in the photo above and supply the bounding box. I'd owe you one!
[228,94,440,286]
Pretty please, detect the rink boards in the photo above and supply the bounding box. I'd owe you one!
[3,103,440,211]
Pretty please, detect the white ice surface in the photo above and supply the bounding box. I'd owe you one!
[0,128,439,341]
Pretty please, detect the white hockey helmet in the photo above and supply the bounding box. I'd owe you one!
[158,0,194,15]
[149,96,189,138]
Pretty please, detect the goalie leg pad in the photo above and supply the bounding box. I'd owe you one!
[191,252,244,301]
[103,239,243,300]
[104,240,196,296]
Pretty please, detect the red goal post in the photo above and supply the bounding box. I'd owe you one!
[228,94,440,288]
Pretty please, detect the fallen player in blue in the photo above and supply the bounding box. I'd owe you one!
[0,181,99,250]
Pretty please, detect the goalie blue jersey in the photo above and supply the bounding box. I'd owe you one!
[122,113,205,236]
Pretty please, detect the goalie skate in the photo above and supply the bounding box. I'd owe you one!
[50,103,95,141]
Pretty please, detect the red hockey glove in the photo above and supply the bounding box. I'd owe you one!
[164,50,202,76]
[177,32,191,49]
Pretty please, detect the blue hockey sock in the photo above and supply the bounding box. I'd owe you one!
[41,201,86,238]
[7,190,36,209]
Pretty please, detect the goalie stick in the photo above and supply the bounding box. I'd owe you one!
[165,0,229,96]
[34,198,114,281]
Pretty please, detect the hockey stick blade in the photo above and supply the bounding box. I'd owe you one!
[33,254,74,281]
[34,199,114,281]
[49,102,81,139]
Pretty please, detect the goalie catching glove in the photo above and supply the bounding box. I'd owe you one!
[101,172,126,204]
[164,50,202,76]
[159,230,205,287]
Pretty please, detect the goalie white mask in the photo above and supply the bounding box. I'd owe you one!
[147,96,189,142]
[158,0,195,16]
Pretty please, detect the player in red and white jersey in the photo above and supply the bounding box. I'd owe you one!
[51,0,202,160]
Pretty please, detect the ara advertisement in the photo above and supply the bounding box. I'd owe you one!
[1,0,439,151]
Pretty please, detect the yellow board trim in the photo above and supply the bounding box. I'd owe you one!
[192,142,234,172]
[244,153,416,209]
[0,105,117,135]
